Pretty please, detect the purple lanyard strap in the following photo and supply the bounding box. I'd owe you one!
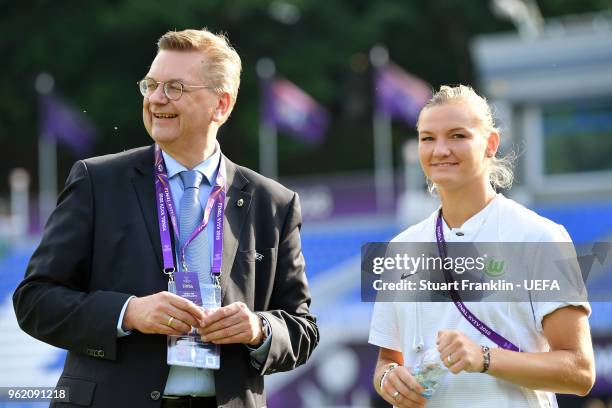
[436,211,520,352]
[154,144,226,282]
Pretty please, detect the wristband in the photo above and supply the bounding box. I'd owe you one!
[379,363,398,391]
[480,345,490,373]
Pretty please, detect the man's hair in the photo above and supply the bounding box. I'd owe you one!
[417,84,514,192]
[157,28,242,112]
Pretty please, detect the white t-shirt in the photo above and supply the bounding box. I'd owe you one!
[369,194,590,408]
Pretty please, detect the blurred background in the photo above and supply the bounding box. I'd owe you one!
[1,0,612,407]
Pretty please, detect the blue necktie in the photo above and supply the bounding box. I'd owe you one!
[179,170,211,284]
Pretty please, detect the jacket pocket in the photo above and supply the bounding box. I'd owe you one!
[231,248,277,310]
[55,376,96,407]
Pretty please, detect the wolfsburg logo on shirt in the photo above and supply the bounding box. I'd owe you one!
[484,258,505,277]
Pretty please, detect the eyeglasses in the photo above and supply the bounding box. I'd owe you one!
[138,78,212,101]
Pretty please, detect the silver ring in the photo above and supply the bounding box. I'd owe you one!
[447,354,453,364]
[391,391,400,399]
[166,316,175,327]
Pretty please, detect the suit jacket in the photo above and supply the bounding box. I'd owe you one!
[13,145,319,408]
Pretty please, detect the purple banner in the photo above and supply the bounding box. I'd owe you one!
[268,341,383,407]
[263,77,329,144]
[375,63,431,126]
[39,93,96,155]
[286,172,401,221]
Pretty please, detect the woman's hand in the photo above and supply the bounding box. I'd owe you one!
[379,364,428,408]
[437,330,484,374]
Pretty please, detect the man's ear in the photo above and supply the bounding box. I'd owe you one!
[212,92,232,123]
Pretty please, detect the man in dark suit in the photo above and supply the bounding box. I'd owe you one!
[13,28,319,408]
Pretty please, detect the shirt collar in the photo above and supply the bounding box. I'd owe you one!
[438,193,501,239]
[161,142,221,186]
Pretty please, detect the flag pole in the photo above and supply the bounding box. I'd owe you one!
[9,168,31,238]
[38,136,57,226]
[35,73,57,227]
[370,45,394,213]
[256,58,278,180]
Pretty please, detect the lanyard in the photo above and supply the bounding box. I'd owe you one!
[154,144,226,284]
[435,211,520,352]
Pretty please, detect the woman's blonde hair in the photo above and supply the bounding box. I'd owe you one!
[417,84,514,192]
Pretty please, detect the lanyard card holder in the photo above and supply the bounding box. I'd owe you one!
[167,282,222,369]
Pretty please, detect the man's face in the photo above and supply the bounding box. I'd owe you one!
[142,50,219,150]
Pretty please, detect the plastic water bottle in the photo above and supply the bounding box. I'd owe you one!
[411,348,449,399]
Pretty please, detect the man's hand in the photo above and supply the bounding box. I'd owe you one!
[198,302,264,346]
[122,291,205,335]
[437,330,484,374]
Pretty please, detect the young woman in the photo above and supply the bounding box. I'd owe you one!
[369,85,595,408]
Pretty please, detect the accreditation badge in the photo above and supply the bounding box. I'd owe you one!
[167,276,221,369]
[172,272,203,305]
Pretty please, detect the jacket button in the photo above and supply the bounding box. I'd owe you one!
[150,391,161,400]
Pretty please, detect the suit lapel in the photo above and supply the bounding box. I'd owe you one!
[131,145,164,271]
[219,156,251,304]
[130,149,251,300]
